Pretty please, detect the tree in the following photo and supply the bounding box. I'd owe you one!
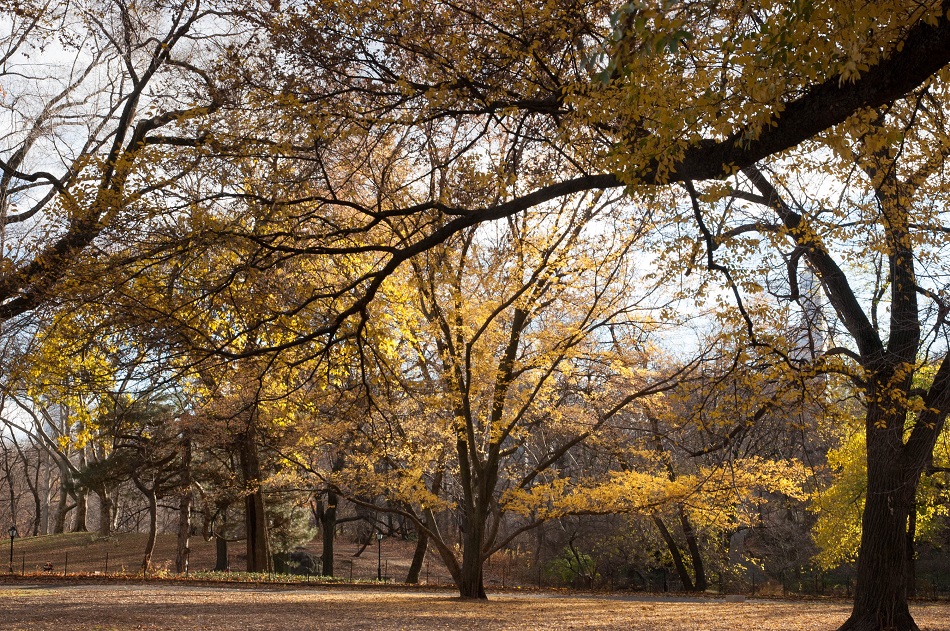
[663,81,950,628]
[813,365,950,598]
[303,193,701,598]
[635,333,832,592]
[104,396,188,574]
[0,0,221,322]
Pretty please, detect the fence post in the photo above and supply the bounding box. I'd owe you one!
[105,552,109,575]
[64,552,68,577]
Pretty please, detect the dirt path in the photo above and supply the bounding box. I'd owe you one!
[1,582,949,630]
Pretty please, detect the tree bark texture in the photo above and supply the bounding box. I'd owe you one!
[459,510,487,599]
[653,515,695,591]
[141,487,158,575]
[681,506,707,592]
[72,488,87,533]
[239,429,272,573]
[318,491,337,576]
[176,493,192,574]
[839,405,921,631]
[96,490,115,537]
[53,483,68,534]
[406,526,428,584]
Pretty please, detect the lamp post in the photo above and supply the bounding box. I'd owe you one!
[376,532,384,581]
[8,525,18,574]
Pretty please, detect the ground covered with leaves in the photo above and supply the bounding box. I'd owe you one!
[1,582,949,630]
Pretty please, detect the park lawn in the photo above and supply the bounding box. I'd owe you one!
[0,584,949,630]
[6,533,458,583]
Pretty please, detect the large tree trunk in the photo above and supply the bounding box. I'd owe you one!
[53,483,69,534]
[458,502,487,599]
[653,515,694,591]
[680,506,707,592]
[31,461,43,535]
[839,414,920,631]
[239,429,271,573]
[406,527,428,584]
[96,490,115,537]
[213,510,229,571]
[244,485,271,572]
[215,534,229,571]
[906,507,916,599]
[72,487,88,532]
[317,491,337,576]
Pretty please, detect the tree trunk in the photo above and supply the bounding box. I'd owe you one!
[239,429,271,573]
[97,490,115,537]
[244,484,271,572]
[213,510,229,571]
[72,487,88,532]
[317,491,337,576]
[458,502,487,599]
[906,505,916,599]
[0,439,18,530]
[176,492,192,574]
[408,467,443,584]
[406,526,428,584]
[11,437,42,536]
[30,456,42,535]
[412,470,462,589]
[53,483,68,534]
[839,416,920,631]
[72,449,87,532]
[176,433,192,574]
[215,534,229,571]
[38,450,51,535]
[653,515,694,591]
[680,506,707,592]
[142,487,158,575]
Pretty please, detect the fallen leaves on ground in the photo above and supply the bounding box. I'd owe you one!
[1,584,948,630]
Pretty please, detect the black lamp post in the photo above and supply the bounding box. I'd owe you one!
[376,532,384,581]
[8,525,18,574]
